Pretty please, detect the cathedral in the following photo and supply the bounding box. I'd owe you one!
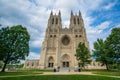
[24,11,105,70]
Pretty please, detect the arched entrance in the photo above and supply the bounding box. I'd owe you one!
[48,56,54,68]
[62,54,70,68]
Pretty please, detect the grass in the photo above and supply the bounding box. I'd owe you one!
[0,69,53,76]
[0,75,120,80]
[0,72,42,76]
[92,70,120,76]
[0,69,120,80]
[83,69,120,76]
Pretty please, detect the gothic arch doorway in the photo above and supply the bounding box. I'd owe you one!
[48,56,54,68]
[62,54,70,68]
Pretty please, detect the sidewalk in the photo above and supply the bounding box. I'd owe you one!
[42,72,95,75]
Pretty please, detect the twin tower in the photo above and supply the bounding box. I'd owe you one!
[47,10,84,30]
[24,11,107,70]
[24,10,90,69]
[39,10,90,69]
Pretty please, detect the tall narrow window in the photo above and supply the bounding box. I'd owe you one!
[27,63,29,66]
[77,18,79,24]
[32,63,34,66]
[52,18,54,24]
[56,18,58,24]
[74,18,76,24]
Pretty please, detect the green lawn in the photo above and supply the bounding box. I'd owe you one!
[0,72,42,76]
[83,69,120,76]
[0,75,120,80]
[0,69,53,76]
[93,70,120,76]
[0,69,120,80]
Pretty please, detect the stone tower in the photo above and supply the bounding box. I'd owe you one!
[39,10,90,69]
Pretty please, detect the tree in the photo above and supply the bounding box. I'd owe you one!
[93,28,120,70]
[0,61,3,69]
[105,27,120,69]
[0,25,30,72]
[17,64,24,68]
[75,42,91,69]
[92,38,112,70]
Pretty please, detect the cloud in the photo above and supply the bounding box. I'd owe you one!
[87,21,110,34]
[30,38,44,48]
[116,24,120,28]
[103,1,116,10]
[0,0,119,59]
[97,21,110,30]
[26,52,40,60]
[0,0,48,48]
[0,0,105,48]
[31,0,55,7]
[86,21,111,50]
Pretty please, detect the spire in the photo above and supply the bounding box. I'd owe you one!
[79,10,81,16]
[50,10,53,16]
[71,10,73,16]
[58,10,61,16]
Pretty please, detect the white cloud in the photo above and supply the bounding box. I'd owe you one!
[55,0,79,9]
[27,52,40,60]
[63,20,70,28]
[34,0,55,7]
[97,21,110,30]
[78,0,103,11]
[87,21,110,34]
[0,0,116,59]
[116,24,120,28]
[30,38,44,48]
[86,21,111,50]
[0,0,48,49]
[103,1,116,10]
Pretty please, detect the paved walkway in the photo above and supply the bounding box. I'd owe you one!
[42,72,95,75]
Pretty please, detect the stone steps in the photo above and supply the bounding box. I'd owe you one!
[59,68,75,72]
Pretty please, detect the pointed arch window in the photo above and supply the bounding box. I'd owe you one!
[32,63,34,66]
[74,18,76,24]
[77,18,79,24]
[27,63,29,66]
[56,18,58,24]
[52,18,54,24]
[50,35,52,38]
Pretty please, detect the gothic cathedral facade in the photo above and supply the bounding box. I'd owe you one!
[24,11,106,70]
[39,11,89,69]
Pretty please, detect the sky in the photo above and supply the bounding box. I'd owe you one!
[0,0,120,60]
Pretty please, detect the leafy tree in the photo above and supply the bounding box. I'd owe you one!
[0,25,30,72]
[105,27,120,69]
[0,61,3,68]
[75,42,91,69]
[17,64,24,68]
[92,38,112,70]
